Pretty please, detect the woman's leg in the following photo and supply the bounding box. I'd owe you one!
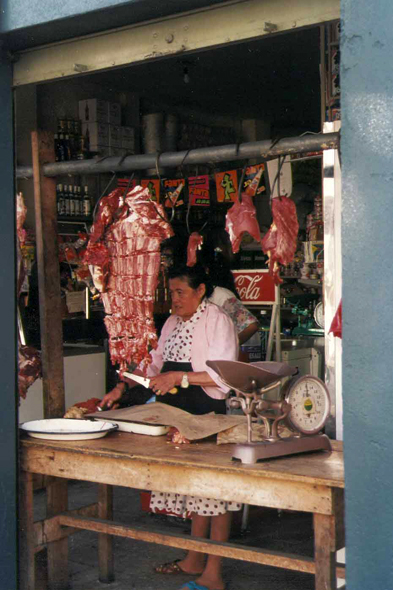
[178,513,210,574]
[192,511,232,590]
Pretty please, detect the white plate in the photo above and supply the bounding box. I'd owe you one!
[20,419,118,441]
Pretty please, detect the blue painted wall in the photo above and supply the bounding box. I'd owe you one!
[341,1,393,588]
[0,49,17,587]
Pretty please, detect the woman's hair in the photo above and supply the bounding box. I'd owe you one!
[198,229,239,296]
[167,263,214,298]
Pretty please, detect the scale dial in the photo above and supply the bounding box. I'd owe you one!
[281,375,330,435]
[314,301,324,329]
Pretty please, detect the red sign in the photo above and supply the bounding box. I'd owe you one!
[189,175,210,207]
[233,269,277,305]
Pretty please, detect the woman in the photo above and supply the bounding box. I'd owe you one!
[100,264,240,590]
[161,232,260,346]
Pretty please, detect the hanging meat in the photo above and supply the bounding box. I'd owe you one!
[18,345,42,399]
[261,195,299,284]
[329,299,342,338]
[225,167,263,253]
[84,185,173,372]
[16,192,41,399]
[187,232,203,267]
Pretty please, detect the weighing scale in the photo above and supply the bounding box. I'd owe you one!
[207,360,331,464]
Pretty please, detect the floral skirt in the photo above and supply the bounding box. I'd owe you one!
[150,491,242,517]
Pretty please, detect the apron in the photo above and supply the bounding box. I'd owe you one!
[158,360,226,415]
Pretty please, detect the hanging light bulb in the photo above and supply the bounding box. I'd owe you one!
[183,65,190,84]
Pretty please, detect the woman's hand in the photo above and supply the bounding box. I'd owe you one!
[149,372,181,396]
[99,382,125,410]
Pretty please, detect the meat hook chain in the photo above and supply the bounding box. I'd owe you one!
[92,172,117,221]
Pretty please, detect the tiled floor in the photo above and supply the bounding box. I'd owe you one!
[35,480,317,590]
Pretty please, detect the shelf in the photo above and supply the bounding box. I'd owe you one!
[58,216,92,223]
[298,278,323,288]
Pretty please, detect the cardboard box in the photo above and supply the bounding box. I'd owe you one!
[79,99,108,123]
[108,125,122,148]
[121,126,136,151]
[82,122,109,149]
[108,102,121,125]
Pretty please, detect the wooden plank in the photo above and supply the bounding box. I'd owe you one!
[31,130,65,418]
[19,471,35,590]
[34,503,98,551]
[20,446,337,514]
[98,485,114,583]
[46,478,68,589]
[58,513,346,580]
[314,513,337,590]
[59,513,317,574]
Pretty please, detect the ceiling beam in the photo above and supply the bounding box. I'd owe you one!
[13,0,339,87]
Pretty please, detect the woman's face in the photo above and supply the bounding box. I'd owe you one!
[169,277,206,320]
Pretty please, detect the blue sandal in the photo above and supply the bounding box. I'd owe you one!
[180,583,209,590]
[180,582,226,590]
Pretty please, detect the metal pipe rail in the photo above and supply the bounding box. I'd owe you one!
[16,132,339,179]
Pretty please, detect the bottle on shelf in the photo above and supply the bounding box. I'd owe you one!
[54,134,61,162]
[82,185,92,217]
[57,132,66,161]
[67,119,76,160]
[64,134,72,161]
[77,134,88,160]
[64,185,71,217]
[68,184,76,216]
[73,184,80,216]
[56,184,66,216]
[57,118,66,134]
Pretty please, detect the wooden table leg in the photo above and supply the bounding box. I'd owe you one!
[98,484,114,583]
[47,478,68,589]
[314,513,337,590]
[19,470,35,590]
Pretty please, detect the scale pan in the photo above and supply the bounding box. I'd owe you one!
[207,360,296,393]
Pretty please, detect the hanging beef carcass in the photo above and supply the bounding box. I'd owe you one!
[186,232,204,267]
[84,186,173,372]
[225,167,263,253]
[261,195,299,284]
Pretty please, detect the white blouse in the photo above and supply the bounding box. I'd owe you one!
[162,299,207,362]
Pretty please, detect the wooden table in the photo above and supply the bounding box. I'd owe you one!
[19,432,345,590]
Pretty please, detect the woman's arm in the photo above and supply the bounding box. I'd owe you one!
[149,370,217,395]
[238,321,259,345]
[98,368,146,409]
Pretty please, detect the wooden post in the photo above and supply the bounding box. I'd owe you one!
[98,484,115,583]
[46,478,68,589]
[19,471,35,590]
[314,513,337,590]
[31,130,65,418]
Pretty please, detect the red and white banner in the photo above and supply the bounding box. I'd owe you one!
[233,269,277,305]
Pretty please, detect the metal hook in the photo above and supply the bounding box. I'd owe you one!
[91,172,117,221]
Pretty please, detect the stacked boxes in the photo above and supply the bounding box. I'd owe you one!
[78,99,137,155]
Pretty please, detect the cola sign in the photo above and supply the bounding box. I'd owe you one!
[233,269,276,305]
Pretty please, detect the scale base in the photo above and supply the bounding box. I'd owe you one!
[232,434,331,464]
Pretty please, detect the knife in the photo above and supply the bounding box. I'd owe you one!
[117,370,178,394]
